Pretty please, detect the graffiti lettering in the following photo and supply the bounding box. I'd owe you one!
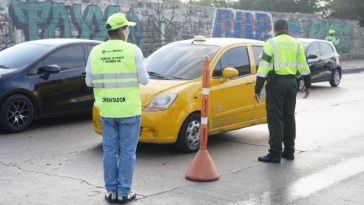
[288,19,302,38]
[8,0,125,41]
[9,0,51,40]
[0,0,360,58]
[43,3,71,38]
[212,9,273,40]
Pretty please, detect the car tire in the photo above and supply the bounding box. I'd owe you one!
[176,112,201,153]
[297,78,305,91]
[330,68,341,87]
[0,94,35,133]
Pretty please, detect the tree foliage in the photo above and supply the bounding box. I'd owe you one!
[237,0,319,14]
[321,0,364,26]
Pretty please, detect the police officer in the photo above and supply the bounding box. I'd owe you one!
[85,13,149,203]
[254,19,311,163]
[326,29,340,49]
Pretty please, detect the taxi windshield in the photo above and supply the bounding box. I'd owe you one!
[146,43,219,80]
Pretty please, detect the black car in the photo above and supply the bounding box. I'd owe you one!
[296,38,342,91]
[0,39,101,133]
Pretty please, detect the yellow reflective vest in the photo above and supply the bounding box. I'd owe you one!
[257,34,310,77]
[90,40,141,118]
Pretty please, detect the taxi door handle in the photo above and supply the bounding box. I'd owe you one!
[246,81,253,85]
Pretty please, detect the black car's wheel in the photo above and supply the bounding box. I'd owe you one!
[330,68,341,87]
[297,78,305,91]
[0,94,35,133]
[176,112,201,153]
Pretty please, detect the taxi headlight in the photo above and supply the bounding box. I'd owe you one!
[143,94,177,112]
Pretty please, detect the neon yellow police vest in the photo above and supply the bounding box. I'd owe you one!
[257,34,310,78]
[90,40,140,118]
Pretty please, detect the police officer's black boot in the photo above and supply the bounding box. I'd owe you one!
[258,153,281,163]
[281,150,294,160]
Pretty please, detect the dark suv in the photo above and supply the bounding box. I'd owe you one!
[296,38,342,91]
[0,39,101,133]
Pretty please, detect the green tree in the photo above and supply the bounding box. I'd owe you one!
[237,0,319,14]
[163,0,182,3]
[138,0,182,3]
[321,0,364,26]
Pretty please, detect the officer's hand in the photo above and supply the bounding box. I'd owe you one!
[254,93,260,103]
[302,88,311,99]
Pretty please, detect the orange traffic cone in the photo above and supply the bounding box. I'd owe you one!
[185,56,219,182]
[185,149,219,181]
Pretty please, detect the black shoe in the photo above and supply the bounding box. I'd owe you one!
[117,192,136,204]
[105,192,117,203]
[282,151,294,160]
[258,153,281,163]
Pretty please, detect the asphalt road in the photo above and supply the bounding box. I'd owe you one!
[1,72,364,205]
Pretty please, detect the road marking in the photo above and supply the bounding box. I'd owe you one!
[229,155,364,204]
[286,155,364,201]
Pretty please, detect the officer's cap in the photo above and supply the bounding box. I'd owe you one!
[106,13,136,30]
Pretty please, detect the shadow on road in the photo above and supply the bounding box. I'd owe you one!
[135,132,258,157]
[32,113,91,128]
[0,113,92,135]
[0,114,92,136]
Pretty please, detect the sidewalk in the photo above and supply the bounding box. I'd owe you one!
[341,59,364,74]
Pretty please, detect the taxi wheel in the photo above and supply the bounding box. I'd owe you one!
[330,68,341,87]
[176,112,200,153]
[0,94,35,133]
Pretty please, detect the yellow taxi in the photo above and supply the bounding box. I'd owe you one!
[92,36,267,152]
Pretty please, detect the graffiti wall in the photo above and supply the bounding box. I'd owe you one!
[0,0,214,56]
[0,0,363,59]
[0,1,13,50]
[273,12,361,58]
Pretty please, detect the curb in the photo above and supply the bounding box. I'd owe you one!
[342,68,364,74]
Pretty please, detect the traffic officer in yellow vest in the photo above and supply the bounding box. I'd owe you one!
[254,19,311,163]
[85,13,149,203]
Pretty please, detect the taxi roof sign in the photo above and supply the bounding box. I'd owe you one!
[193,35,206,41]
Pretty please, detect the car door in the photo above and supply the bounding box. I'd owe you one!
[209,46,256,131]
[35,44,92,116]
[318,42,336,80]
[306,42,325,81]
[250,45,267,121]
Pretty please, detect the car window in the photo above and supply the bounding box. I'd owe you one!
[306,42,320,57]
[45,45,85,70]
[146,43,219,80]
[86,44,97,59]
[319,42,334,56]
[0,44,54,69]
[252,46,263,68]
[213,46,251,77]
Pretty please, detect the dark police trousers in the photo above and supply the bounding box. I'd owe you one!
[266,75,297,157]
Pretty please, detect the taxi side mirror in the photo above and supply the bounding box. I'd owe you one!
[222,67,239,79]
